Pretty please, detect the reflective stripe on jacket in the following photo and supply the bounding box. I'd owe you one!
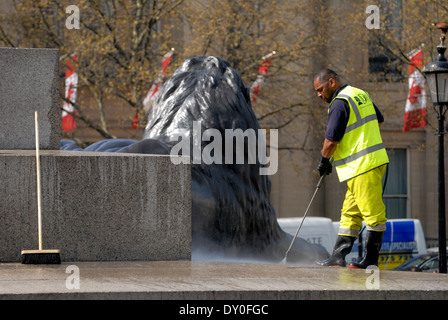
[330,85,389,182]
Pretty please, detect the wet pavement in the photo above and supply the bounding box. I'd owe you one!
[1,260,447,300]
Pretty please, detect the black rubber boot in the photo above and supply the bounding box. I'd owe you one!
[316,235,356,267]
[348,231,383,269]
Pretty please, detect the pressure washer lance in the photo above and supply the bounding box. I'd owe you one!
[281,157,333,264]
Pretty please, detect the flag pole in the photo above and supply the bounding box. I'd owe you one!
[250,51,277,103]
[133,48,175,130]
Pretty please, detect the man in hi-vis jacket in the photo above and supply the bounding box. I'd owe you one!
[313,68,389,268]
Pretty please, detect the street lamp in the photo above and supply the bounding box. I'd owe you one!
[422,22,448,274]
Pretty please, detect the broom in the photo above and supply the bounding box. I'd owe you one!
[21,111,61,264]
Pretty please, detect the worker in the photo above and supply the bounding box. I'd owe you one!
[313,68,389,268]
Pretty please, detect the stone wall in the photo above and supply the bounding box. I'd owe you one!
[0,48,60,150]
[0,150,191,262]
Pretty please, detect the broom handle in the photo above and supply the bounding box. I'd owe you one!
[35,111,43,251]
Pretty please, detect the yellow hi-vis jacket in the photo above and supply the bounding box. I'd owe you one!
[330,85,389,182]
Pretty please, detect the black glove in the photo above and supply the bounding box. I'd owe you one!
[317,156,332,176]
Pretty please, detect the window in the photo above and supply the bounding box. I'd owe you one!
[368,38,403,81]
[368,0,404,82]
[383,148,408,219]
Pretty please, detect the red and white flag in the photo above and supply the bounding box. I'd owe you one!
[250,51,276,103]
[403,48,427,132]
[133,48,175,129]
[62,53,78,132]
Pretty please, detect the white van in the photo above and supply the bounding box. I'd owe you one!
[277,217,337,254]
[334,219,427,270]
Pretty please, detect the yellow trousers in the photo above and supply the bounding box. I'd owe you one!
[338,165,387,237]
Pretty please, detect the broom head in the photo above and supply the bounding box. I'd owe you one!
[21,249,61,264]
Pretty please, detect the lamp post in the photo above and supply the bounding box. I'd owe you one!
[422,22,448,274]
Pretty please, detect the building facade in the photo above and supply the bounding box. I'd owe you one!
[1,0,446,245]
